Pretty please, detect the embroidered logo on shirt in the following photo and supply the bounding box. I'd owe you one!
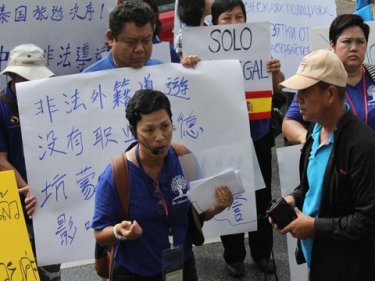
[171,175,188,205]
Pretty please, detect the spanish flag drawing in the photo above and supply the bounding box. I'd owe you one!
[245,90,272,120]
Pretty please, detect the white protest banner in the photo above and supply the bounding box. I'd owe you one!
[243,0,336,78]
[182,22,273,121]
[182,23,268,235]
[311,21,375,65]
[276,144,307,281]
[17,60,260,265]
[152,42,172,63]
[0,0,117,88]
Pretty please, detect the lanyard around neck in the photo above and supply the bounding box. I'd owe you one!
[135,144,169,218]
[345,67,368,124]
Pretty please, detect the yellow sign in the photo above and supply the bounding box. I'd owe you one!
[0,170,40,281]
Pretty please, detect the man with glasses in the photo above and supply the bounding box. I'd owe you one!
[84,0,162,72]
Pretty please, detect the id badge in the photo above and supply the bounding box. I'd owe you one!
[162,245,183,281]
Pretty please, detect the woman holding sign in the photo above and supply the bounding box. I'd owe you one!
[210,0,285,277]
[283,14,375,144]
[92,89,233,280]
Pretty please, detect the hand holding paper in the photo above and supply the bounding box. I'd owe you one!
[187,169,245,214]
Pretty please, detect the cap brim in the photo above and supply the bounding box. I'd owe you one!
[279,74,319,90]
[0,65,54,81]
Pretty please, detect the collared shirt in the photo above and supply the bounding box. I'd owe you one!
[301,123,334,268]
[0,83,27,181]
[83,51,163,73]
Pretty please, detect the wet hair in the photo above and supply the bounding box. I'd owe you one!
[211,0,246,25]
[329,14,370,45]
[126,89,172,132]
[178,0,206,26]
[109,0,155,39]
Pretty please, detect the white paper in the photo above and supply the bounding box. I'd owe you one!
[187,169,245,214]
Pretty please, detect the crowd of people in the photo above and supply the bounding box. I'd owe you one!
[0,0,374,280]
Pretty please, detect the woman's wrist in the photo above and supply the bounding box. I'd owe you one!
[113,223,127,241]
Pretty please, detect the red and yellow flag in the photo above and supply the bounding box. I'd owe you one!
[245,90,272,120]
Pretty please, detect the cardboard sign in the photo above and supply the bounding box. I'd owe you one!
[0,170,40,281]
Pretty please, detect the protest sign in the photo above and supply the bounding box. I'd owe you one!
[183,22,273,120]
[17,60,262,265]
[0,0,117,88]
[0,170,40,281]
[243,0,336,77]
[276,145,307,281]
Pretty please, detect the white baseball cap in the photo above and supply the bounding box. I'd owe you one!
[0,44,54,80]
[279,50,347,90]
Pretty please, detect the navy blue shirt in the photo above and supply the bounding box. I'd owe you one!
[0,82,27,181]
[92,146,193,276]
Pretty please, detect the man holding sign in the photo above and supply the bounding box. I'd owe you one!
[0,44,60,280]
[83,0,162,72]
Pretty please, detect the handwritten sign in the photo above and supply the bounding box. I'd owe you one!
[0,0,117,89]
[0,170,40,281]
[242,0,336,78]
[182,22,273,120]
[276,145,307,281]
[17,60,262,265]
[310,21,375,65]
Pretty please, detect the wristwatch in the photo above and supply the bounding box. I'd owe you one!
[113,224,127,241]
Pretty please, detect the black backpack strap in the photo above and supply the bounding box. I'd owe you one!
[0,92,18,117]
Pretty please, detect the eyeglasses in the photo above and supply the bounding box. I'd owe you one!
[151,181,169,218]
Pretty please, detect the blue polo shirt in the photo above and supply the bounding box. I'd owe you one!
[83,51,163,73]
[0,83,27,181]
[301,123,334,268]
